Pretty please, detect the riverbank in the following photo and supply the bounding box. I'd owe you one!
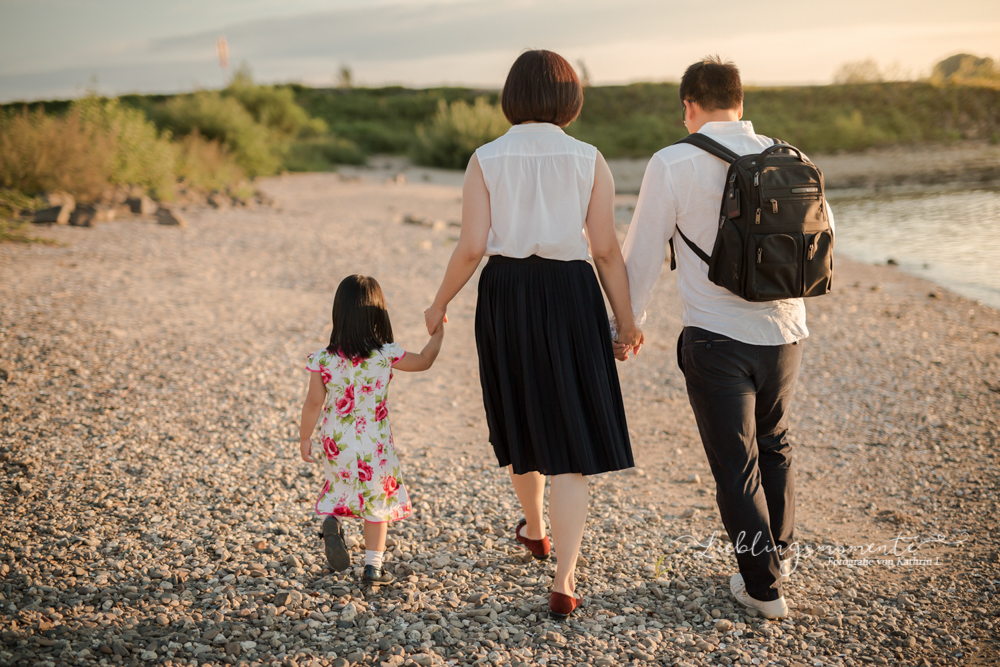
[2,173,998,667]
[318,139,1000,196]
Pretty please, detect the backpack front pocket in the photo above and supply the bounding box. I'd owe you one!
[749,233,801,301]
[802,230,834,297]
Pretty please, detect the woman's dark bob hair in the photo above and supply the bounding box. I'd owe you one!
[501,50,583,127]
[327,275,394,360]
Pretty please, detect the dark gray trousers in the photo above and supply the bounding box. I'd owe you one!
[679,326,802,602]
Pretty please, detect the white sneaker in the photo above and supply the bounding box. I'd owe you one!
[780,559,793,581]
[730,573,789,619]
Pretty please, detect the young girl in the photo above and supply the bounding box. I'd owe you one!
[299,274,444,586]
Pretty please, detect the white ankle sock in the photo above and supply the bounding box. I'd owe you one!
[365,550,383,569]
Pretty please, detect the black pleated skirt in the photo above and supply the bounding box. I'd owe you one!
[475,255,634,476]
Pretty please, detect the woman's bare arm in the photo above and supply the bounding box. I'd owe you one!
[587,151,643,353]
[424,154,491,334]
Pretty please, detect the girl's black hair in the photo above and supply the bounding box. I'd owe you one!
[327,275,394,359]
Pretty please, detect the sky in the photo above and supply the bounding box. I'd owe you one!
[1,0,999,102]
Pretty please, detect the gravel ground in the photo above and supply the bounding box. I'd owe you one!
[2,172,999,667]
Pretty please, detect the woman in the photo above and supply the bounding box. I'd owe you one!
[424,49,642,619]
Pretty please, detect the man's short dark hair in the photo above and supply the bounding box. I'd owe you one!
[501,50,583,126]
[679,55,742,112]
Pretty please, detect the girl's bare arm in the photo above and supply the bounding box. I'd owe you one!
[299,372,326,462]
[393,326,445,372]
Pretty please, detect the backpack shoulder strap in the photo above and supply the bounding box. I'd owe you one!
[669,226,711,271]
[675,134,741,163]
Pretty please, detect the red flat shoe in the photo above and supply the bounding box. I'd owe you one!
[515,518,551,560]
[549,590,582,620]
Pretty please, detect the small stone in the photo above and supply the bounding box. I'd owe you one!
[225,641,241,656]
[333,659,349,667]
[412,655,433,667]
[715,619,733,632]
[127,196,158,216]
[576,554,589,568]
[284,554,303,568]
[140,650,157,661]
[430,554,450,569]
[155,613,169,626]
[347,651,366,663]
[466,592,488,605]
[905,636,917,648]
[688,473,701,484]
[340,603,358,623]
[156,207,189,227]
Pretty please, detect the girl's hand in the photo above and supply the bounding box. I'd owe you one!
[424,304,448,335]
[300,438,316,463]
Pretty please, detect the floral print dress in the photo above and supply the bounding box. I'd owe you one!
[306,343,411,523]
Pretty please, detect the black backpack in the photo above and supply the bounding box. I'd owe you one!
[668,134,834,302]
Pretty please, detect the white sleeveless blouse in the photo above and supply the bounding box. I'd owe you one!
[475,123,597,261]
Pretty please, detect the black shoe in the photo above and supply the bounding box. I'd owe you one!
[321,516,350,572]
[362,565,395,586]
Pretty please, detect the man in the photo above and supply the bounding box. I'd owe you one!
[620,55,834,619]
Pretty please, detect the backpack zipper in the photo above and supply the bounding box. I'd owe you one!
[770,199,778,213]
[757,248,762,264]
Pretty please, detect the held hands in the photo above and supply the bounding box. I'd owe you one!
[424,303,449,335]
[613,324,644,362]
[300,438,316,464]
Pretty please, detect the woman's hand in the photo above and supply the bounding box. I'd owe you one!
[615,324,644,360]
[300,438,316,464]
[424,304,448,335]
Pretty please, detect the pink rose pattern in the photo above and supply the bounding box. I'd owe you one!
[334,384,355,417]
[322,436,340,461]
[306,343,411,523]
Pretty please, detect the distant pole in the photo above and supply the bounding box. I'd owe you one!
[217,36,230,86]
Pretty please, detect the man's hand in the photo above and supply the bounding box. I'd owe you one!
[613,325,644,361]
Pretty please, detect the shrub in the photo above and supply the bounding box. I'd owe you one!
[0,188,54,244]
[157,91,280,178]
[411,97,509,169]
[73,96,175,199]
[227,71,328,139]
[285,136,366,171]
[0,96,175,202]
[173,132,245,192]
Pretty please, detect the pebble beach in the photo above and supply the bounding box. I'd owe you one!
[1,171,999,667]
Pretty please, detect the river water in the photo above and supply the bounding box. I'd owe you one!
[827,187,1000,309]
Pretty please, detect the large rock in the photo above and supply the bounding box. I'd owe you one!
[34,205,73,225]
[156,207,189,227]
[127,196,158,216]
[69,205,116,227]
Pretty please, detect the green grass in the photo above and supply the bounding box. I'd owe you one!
[3,80,999,174]
[294,81,1000,161]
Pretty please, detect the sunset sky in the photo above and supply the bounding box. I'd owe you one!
[2,0,998,102]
